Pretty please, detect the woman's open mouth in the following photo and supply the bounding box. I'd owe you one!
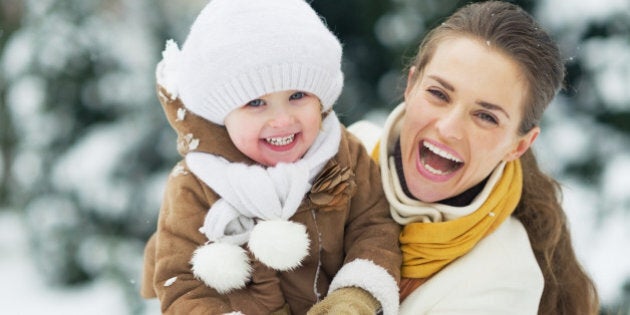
[420,141,464,176]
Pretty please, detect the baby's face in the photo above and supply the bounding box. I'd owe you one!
[224,90,322,166]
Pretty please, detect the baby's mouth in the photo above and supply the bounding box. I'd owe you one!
[265,134,296,146]
[420,141,464,175]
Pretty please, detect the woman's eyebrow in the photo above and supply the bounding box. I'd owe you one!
[478,101,510,119]
[428,75,455,91]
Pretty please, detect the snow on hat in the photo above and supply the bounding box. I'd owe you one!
[157,0,344,125]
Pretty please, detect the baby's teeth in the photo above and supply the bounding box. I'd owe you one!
[266,134,295,146]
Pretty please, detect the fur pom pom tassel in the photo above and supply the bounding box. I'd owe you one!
[156,39,181,99]
[248,220,310,271]
[190,242,251,294]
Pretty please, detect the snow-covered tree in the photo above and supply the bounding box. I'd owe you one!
[0,0,205,313]
[0,0,628,313]
[534,1,630,311]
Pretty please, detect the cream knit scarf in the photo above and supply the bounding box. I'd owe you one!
[185,111,341,292]
[187,111,341,243]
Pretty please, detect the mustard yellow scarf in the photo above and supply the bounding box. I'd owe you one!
[399,159,522,278]
[371,105,523,279]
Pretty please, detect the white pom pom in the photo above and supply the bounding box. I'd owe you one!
[248,220,310,271]
[190,242,251,294]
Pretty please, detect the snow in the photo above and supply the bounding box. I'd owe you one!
[540,113,594,166]
[534,0,630,305]
[12,150,44,189]
[51,121,143,218]
[602,154,630,204]
[0,209,160,314]
[536,0,630,29]
[37,15,77,74]
[5,75,62,150]
[375,11,425,48]
[535,112,630,305]
[177,108,187,121]
[156,39,182,99]
[6,75,46,123]
[581,37,630,109]
[0,29,35,79]
[559,179,630,304]
[164,276,177,287]
[585,213,630,303]
[0,0,628,312]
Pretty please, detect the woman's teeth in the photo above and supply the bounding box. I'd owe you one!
[422,141,464,175]
[424,142,463,163]
[265,134,295,146]
[425,164,448,175]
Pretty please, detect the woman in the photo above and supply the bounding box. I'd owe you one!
[351,1,599,314]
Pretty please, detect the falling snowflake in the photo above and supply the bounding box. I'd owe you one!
[184,133,200,151]
[189,139,199,151]
[176,108,186,121]
[177,133,200,153]
[158,90,170,103]
[164,276,177,287]
[171,162,188,177]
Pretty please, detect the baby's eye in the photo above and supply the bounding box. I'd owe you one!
[290,91,306,100]
[247,99,265,107]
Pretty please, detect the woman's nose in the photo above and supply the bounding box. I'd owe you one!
[435,108,464,141]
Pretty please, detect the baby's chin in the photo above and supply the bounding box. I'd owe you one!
[255,153,303,167]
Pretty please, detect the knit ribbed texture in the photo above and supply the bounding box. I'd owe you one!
[175,0,344,125]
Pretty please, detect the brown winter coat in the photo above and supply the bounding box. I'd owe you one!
[141,86,401,314]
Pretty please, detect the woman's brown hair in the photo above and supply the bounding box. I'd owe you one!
[408,1,599,314]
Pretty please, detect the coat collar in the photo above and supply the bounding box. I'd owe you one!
[158,85,255,165]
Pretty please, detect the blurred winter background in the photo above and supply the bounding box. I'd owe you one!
[0,0,628,314]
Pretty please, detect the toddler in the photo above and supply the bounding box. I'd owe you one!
[141,0,401,314]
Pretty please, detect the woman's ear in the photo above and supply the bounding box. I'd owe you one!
[505,126,540,161]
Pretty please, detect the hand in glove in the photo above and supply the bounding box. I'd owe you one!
[269,303,291,315]
[307,287,380,315]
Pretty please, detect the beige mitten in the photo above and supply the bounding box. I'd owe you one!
[269,303,292,315]
[307,287,380,315]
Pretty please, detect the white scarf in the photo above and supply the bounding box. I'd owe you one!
[186,112,342,245]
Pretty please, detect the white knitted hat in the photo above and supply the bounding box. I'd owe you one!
[162,0,344,125]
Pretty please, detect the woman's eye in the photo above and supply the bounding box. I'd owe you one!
[477,112,498,125]
[247,99,265,107]
[290,91,306,100]
[428,89,448,102]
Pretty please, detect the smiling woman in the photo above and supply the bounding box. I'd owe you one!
[400,35,534,202]
[352,1,600,314]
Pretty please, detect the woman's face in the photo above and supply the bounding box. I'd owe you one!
[400,36,539,202]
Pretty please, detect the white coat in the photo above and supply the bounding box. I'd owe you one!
[348,104,544,315]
